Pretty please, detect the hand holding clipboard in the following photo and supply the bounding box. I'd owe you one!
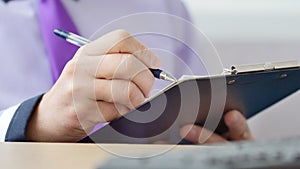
[80,61,300,144]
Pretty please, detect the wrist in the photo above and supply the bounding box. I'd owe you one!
[5,94,44,142]
[26,92,87,142]
[25,95,43,141]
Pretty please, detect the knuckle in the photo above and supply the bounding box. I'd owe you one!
[136,48,150,58]
[96,102,111,122]
[102,82,113,103]
[128,83,144,107]
[137,70,155,96]
[145,75,155,95]
[100,103,124,122]
[115,54,138,80]
[75,46,85,55]
[112,30,131,48]
[113,29,130,38]
[127,83,137,101]
[122,54,136,72]
[65,83,74,98]
[63,59,77,76]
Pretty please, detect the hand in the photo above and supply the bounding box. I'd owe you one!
[180,110,254,144]
[26,30,160,142]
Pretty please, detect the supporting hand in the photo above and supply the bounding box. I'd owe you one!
[180,110,254,144]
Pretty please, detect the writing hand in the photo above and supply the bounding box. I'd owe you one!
[26,30,160,142]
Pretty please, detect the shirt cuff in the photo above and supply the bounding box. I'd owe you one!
[5,94,44,142]
[0,104,20,142]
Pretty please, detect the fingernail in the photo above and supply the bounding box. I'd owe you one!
[225,111,239,127]
[230,111,239,123]
[185,127,197,141]
[227,111,239,126]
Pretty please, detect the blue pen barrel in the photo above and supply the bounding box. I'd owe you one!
[149,68,162,79]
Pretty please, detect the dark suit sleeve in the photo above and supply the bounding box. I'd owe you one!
[5,94,44,142]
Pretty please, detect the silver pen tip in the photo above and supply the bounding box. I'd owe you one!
[160,72,177,82]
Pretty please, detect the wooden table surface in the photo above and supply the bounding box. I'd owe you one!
[0,142,204,169]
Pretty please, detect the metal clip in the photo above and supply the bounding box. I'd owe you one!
[228,60,299,75]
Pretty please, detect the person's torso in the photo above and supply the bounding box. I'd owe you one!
[0,0,199,109]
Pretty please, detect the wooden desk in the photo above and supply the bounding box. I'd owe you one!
[0,142,203,169]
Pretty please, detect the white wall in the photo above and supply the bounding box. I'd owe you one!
[183,0,300,42]
[183,0,300,140]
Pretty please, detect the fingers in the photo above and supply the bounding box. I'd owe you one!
[78,101,130,131]
[72,30,158,114]
[94,54,155,97]
[68,30,159,139]
[96,101,130,122]
[224,110,254,141]
[179,110,254,145]
[93,79,145,109]
[180,125,228,144]
[81,29,161,68]
[72,53,155,97]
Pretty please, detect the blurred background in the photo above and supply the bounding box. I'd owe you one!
[183,0,300,140]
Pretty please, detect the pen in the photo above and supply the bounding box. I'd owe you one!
[54,29,177,82]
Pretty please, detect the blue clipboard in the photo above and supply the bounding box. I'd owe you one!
[79,61,300,144]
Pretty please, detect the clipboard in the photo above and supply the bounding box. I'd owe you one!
[79,61,300,144]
